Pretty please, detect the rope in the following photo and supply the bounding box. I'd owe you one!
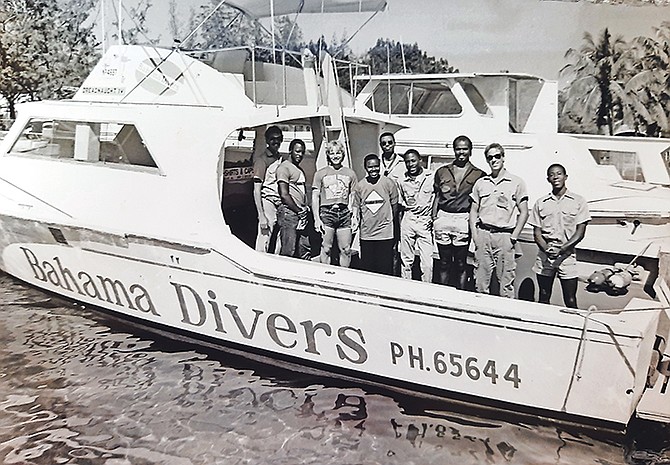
[333,8,384,59]
[561,305,596,412]
[115,0,211,104]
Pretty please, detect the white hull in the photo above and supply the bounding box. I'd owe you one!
[0,45,669,428]
[0,214,666,426]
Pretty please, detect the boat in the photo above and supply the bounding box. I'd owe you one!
[352,72,670,187]
[351,70,670,316]
[0,0,669,430]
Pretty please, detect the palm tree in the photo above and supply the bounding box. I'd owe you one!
[561,28,631,135]
[624,21,670,136]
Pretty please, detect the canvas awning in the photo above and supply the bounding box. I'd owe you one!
[224,0,387,19]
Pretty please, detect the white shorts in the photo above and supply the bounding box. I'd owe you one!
[433,211,470,247]
[533,249,578,279]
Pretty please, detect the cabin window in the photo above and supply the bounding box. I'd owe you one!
[663,147,670,180]
[366,83,410,114]
[509,79,543,133]
[9,119,157,168]
[459,82,492,116]
[365,82,462,116]
[409,83,462,115]
[590,149,645,182]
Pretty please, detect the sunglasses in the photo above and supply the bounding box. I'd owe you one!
[486,153,503,161]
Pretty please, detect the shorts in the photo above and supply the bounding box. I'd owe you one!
[533,249,578,279]
[320,204,352,229]
[433,210,470,247]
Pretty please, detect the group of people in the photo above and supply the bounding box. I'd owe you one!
[252,126,591,308]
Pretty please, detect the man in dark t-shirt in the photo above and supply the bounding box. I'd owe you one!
[432,135,485,289]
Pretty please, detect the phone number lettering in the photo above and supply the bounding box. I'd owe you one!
[390,342,521,388]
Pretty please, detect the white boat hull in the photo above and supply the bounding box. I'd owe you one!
[0,44,668,429]
[0,215,665,427]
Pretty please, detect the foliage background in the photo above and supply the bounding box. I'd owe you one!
[1,0,669,137]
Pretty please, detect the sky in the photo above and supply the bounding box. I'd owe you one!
[135,0,670,80]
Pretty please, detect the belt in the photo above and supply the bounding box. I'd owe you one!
[324,203,348,210]
[477,222,514,233]
[440,208,469,214]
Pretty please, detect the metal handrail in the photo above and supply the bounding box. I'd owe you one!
[185,45,372,104]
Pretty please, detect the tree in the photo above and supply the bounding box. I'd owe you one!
[623,21,670,136]
[275,14,303,50]
[188,2,309,72]
[560,28,630,135]
[363,38,457,75]
[192,2,267,50]
[0,0,99,118]
[167,0,198,46]
[109,0,154,45]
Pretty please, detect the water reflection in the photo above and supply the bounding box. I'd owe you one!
[0,272,666,464]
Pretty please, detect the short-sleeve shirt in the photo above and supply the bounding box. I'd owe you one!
[434,163,485,214]
[354,177,399,240]
[471,169,528,229]
[381,154,406,182]
[528,190,591,245]
[276,160,306,207]
[253,149,282,203]
[397,168,434,218]
[312,165,358,206]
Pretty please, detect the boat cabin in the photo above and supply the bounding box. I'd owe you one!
[1,45,670,426]
[353,73,670,187]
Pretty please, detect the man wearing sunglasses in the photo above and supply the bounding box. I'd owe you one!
[253,125,284,253]
[469,143,528,298]
[379,132,406,181]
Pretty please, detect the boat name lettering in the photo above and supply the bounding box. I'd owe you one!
[171,281,368,365]
[390,342,521,388]
[21,247,158,316]
[80,86,125,95]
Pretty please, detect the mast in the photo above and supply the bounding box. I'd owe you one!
[118,0,123,45]
[101,0,106,53]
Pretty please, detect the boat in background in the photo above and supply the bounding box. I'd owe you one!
[0,0,669,430]
[350,71,670,277]
[352,72,670,185]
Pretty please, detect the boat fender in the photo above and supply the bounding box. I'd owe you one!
[588,268,614,286]
[607,269,633,290]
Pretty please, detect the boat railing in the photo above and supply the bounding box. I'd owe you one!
[186,45,370,108]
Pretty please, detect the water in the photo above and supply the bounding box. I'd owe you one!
[0,272,667,465]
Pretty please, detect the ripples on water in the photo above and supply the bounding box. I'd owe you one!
[0,272,667,464]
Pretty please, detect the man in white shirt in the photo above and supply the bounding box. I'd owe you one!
[397,149,434,282]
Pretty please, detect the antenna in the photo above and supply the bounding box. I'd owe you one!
[118,0,123,45]
[101,0,106,53]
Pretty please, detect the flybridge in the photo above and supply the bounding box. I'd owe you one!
[73,44,358,113]
[73,46,255,108]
